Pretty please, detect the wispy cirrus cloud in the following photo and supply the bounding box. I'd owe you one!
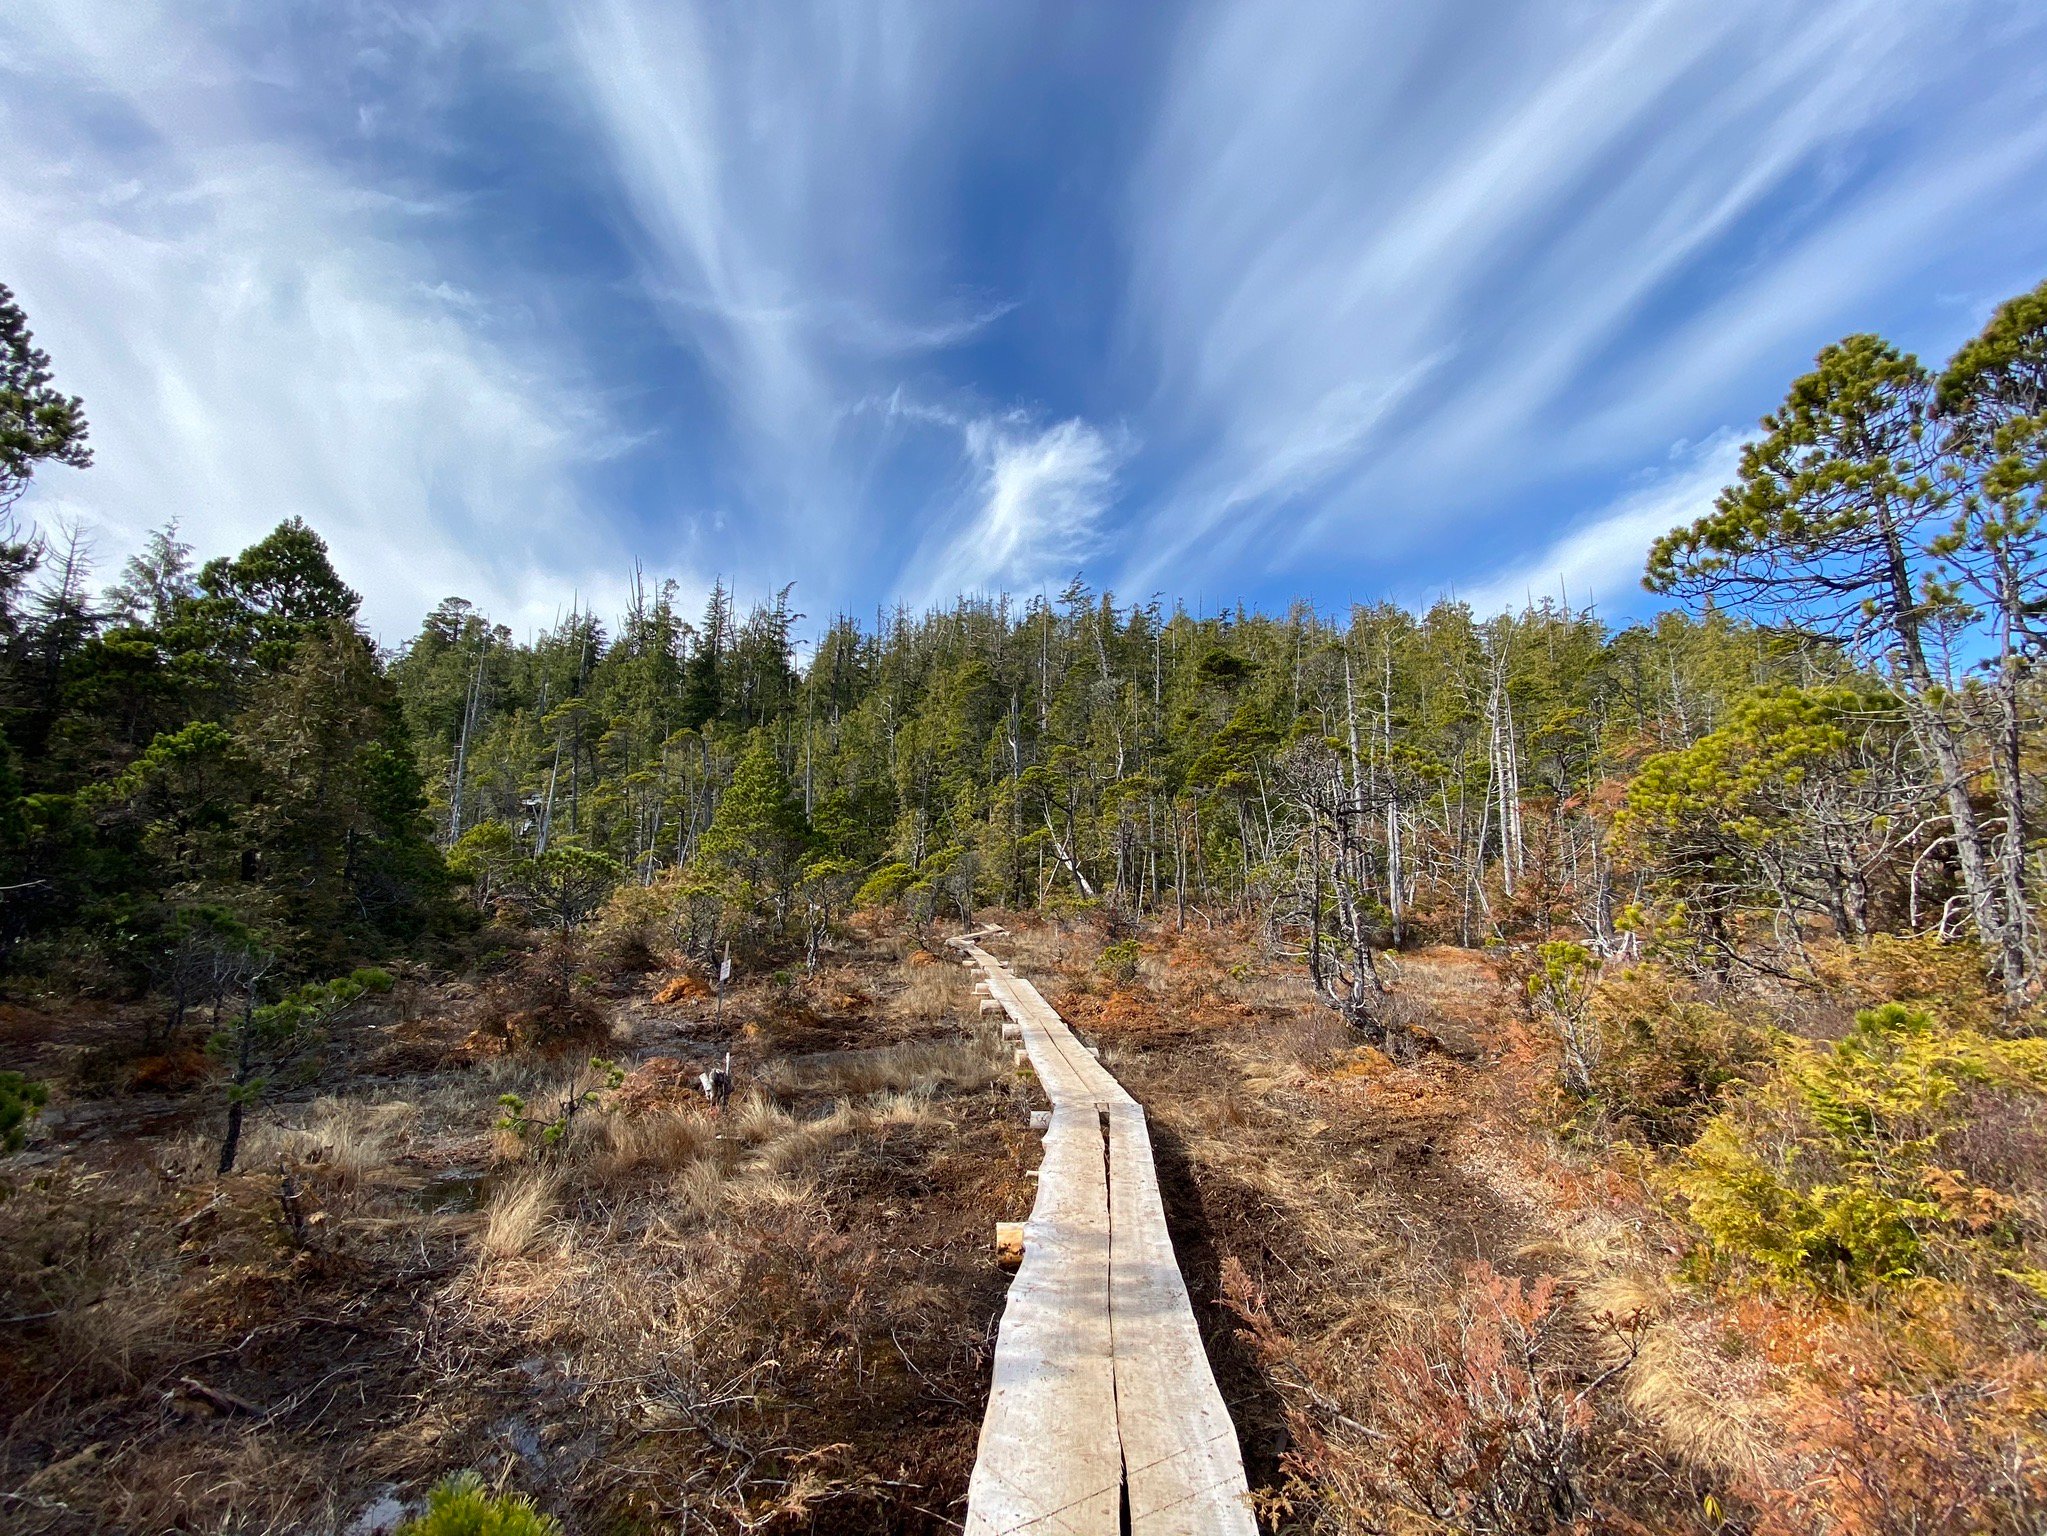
[0,0,636,639]
[904,414,1124,607]
[1451,436,1745,617]
[555,1,1035,582]
[5,2,2045,636]
[1118,0,2047,593]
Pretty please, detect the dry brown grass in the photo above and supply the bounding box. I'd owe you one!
[4,911,1783,1534]
[581,1107,717,1182]
[0,930,1033,1536]
[0,1163,188,1401]
[242,1094,420,1187]
[892,956,973,1023]
[763,1033,1004,1098]
[477,1167,560,1260]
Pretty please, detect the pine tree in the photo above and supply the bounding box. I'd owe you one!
[699,733,812,920]
[0,281,91,511]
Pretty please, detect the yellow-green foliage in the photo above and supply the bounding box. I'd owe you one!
[852,860,916,911]
[1615,685,1894,950]
[1672,1002,2047,1294]
[1578,966,1764,1144]
[0,1071,48,1153]
[1812,932,2001,1032]
[396,1472,560,1536]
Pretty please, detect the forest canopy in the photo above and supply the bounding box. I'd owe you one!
[1,278,2043,1021]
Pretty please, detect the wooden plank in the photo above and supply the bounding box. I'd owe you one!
[1106,1102,1259,1534]
[963,1101,1121,1535]
[958,932,1254,1535]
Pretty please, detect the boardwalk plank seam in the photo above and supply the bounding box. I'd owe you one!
[954,928,1257,1536]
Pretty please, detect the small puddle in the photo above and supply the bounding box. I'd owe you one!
[343,1491,409,1536]
[410,1168,492,1213]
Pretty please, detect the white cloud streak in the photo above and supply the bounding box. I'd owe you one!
[905,416,1123,609]
[7,0,2043,631]
[556,1,1023,574]
[1119,0,2047,592]
[0,2,633,640]
[1451,436,1745,617]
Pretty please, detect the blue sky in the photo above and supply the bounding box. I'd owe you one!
[5,2,2046,641]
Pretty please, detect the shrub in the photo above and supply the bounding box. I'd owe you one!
[590,880,667,974]
[1042,893,1101,927]
[468,935,608,1055]
[1812,933,2001,1033]
[1370,1264,1643,1533]
[395,1471,560,1536]
[1576,966,1766,1144]
[0,1071,48,1152]
[1221,1257,1645,1535]
[1527,940,1599,1097]
[1097,938,1142,985]
[852,860,916,912]
[1671,1002,2047,1295]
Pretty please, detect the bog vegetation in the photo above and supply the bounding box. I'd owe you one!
[3,270,2047,1532]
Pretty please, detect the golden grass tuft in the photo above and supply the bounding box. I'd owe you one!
[585,1108,716,1182]
[764,1035,1002,1098]
[670,1156,728,1220]
[1621,1320,1777,1475]
[244,1095,420,1187]
[893,958,972,1022]
[477,1167,560,1261]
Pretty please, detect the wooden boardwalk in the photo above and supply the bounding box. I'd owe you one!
[949,928,1256,1536]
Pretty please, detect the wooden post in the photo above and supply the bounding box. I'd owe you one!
[994,1221,1026,1270]
[980,998,1004,1016]
[1029,1110,1052,1132]
[1001,1021,1022,1041]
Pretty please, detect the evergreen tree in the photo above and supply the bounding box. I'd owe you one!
[699,733,812,917]
[0,281,91,511]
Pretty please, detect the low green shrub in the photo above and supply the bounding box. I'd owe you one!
[852,860,916,911]
[1671,1002,2047,1295]
[1097,938,1142,984]
[0,1071,48,1153]
[1580,966,1765,1144]
[395,1472,560,1536]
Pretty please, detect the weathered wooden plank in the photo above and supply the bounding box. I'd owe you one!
[1106,1102,1259,1535]
[963,1101,1121,1535]
[956,931,1253,1535]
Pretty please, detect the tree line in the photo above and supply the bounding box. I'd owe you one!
[1,278,2042,1025]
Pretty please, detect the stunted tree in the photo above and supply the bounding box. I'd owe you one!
[1934,279,2047,983]
[448,819,521,911]
[1647,330,2036,996]
[214,963,392,1173]
[1617,687,1911,965]
[105,522,197,631]
[515,840,621,931]
[189,517,362,677]
[796,853,858,971]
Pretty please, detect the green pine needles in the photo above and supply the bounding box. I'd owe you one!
[394,1472,560,1536]
[1671,1002,2047,1295]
